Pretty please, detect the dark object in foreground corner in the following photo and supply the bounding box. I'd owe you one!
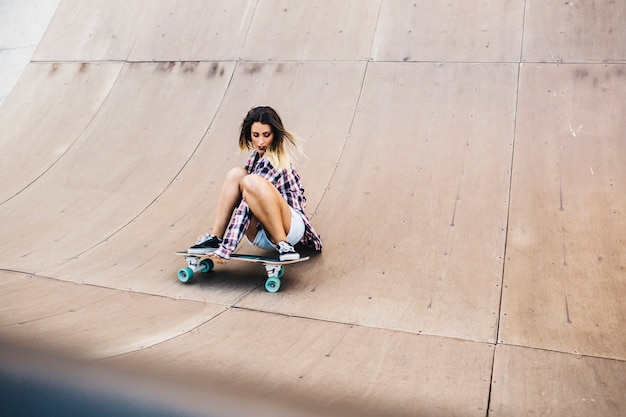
[0,341,244,417]
[0,341,336,417]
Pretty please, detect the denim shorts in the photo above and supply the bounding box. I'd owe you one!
[250,207,305,250]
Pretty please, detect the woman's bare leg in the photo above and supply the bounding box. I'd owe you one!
[211,167,247,238]
[240,174,291,244]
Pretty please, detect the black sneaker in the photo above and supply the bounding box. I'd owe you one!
[277,241,300,261]
[189,233,222,254]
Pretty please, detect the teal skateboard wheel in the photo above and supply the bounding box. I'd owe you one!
[265,277,281,293]
[199,259,214,273]
[277,266,285,279]
[177,267,194,283]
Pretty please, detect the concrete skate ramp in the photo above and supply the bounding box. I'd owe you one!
[1,1,624,416]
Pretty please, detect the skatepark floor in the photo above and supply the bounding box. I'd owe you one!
[0,1,624,416]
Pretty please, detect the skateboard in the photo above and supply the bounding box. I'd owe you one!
[174,251,309,292]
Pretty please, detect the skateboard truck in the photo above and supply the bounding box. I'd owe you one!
[264,264,283,278]
[263,264,284,292]
[178,256,214,281]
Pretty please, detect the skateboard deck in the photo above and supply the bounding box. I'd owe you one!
[174,251,309,292]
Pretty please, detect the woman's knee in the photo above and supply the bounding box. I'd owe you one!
[240,175,287,212]
[222,167,247,189]
[240,174,269,195]
[225,167,247,182]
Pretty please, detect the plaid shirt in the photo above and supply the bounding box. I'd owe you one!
[214,151,322,259]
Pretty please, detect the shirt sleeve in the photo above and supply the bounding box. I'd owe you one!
[214,199,250,259]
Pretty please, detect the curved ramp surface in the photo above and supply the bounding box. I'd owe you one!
[1,1,624,416]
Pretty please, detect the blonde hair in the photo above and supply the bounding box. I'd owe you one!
[239,106,305,171]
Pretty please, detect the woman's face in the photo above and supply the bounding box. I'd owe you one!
[251,122,274,155]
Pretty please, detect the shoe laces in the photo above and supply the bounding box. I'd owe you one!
[278,241,295,252]
[195,232,214,244]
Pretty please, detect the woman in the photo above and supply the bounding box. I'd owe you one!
[189,106,322,262]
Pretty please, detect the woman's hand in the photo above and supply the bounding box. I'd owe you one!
[208,252,229,265]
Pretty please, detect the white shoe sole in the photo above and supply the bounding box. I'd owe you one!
[187,247,218,255]
[279,253,300,261]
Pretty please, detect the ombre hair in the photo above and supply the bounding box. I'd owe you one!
[239,106,304,171]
